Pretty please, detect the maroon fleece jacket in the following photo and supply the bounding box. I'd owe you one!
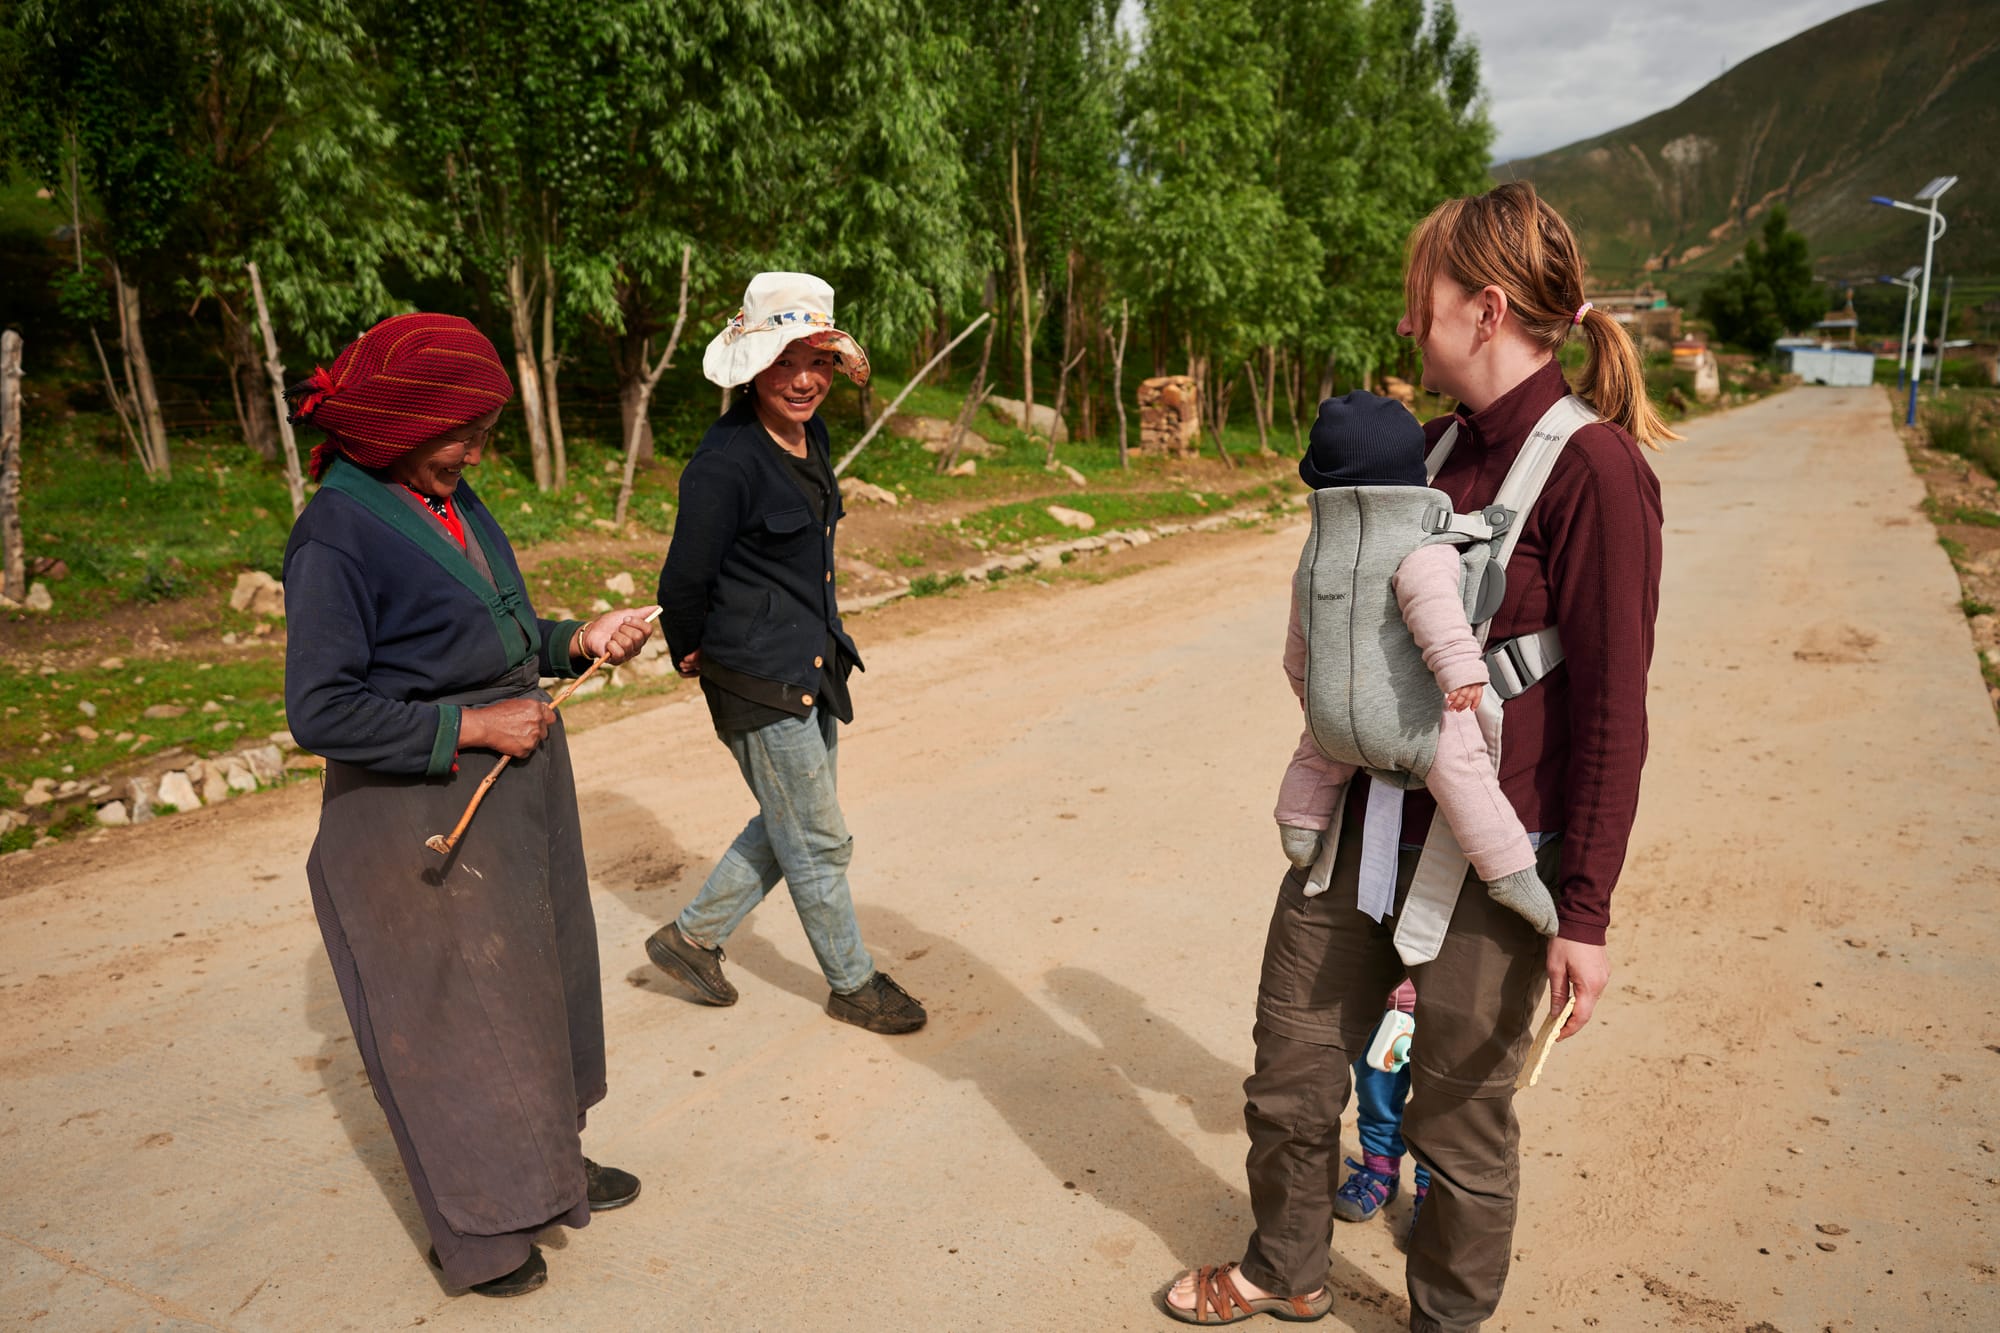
[1385,359,1664,945]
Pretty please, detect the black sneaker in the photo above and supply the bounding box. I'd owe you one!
[645,923,738,1006]
[826,971,927,1034]
[429,1245,547,1297]
[584,1158,640,1211]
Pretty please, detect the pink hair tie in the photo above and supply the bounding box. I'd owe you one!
[1571,301,1593,327]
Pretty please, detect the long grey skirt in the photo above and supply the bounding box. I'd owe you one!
[307,677,605,1286]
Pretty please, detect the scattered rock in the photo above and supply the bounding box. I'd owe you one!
[24,581,52,612]
[890,413,1000,459]
[96,801,129,827]
[156,768,199,808]
[221,632,239,646]
[56,780,81,798]
[28,555,68,580]
[1815,1223,1849,1236]
[1059,463,1087,487]
[569,674,608,699]
[78,700,98,719]
[200,700,223,714]
[1046,505,1097,531]
[127,778,156,824]
[87,784,112,801]
[75,725,99,742]
[184,760,206,785]
[98,657,125,671]
[269,730,297,751]
[142,704,187,720]
[285,754,325,772]
[589,597,613,613]
[242,745,284,785]
[225,763,257,794]
[840,479,900,506]
[201,768,230,805]
[947,459,978,478]
[228,570,286,617]
[605,571,637,597]
[986,394,1070,443]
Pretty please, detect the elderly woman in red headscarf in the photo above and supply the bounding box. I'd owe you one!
[281,313,654,1298]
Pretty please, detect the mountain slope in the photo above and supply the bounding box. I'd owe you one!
[1495,0,1999,285]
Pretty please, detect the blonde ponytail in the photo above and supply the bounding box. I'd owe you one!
[1575,307,1677,449]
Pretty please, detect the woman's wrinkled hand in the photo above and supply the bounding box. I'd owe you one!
[578,606,657,666]
[459,698,555,759]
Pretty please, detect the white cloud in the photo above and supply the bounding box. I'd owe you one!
[1448,0,1879,160]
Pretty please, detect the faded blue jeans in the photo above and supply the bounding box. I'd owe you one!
[676,708,876,994]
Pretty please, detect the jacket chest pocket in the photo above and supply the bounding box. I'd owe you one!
[758,506,814,552]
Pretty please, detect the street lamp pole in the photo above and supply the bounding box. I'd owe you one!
[1879,266,1920,389]
[1932,274,1955,394]
[1871,176,1954,427]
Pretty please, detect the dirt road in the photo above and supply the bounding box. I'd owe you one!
[3,386,1995,1331]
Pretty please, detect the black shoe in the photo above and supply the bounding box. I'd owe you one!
[585,1158,640,1211]
[826,971,927,1034]
[646,923,738,1006]
[429,1245,547,1297]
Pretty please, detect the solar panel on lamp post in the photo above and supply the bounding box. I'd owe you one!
[1877,265,1922,389]
[1870,176,1955,425]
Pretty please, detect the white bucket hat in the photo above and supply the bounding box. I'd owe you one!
[702,272,872,389]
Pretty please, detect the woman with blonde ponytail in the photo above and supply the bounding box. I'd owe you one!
[1167,183,1665,1330]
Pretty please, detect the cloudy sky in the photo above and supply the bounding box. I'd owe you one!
[1455,0,1881,160]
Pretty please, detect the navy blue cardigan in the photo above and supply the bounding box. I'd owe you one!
[657,401,861,699]
[282,457,586,776]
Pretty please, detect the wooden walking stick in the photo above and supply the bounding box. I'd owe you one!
[425,607,661,856]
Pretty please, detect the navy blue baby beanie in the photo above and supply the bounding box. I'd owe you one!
[1298,390,1428,489]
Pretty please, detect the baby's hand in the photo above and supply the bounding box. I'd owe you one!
[1446,683,1483,712]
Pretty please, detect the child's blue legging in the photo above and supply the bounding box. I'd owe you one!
[1353,1059,1433,1190]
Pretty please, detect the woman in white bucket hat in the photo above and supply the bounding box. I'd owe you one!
[646,272,926,1035]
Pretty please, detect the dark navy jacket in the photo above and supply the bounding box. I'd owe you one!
[657,401,861,703]
[282,457,585,776]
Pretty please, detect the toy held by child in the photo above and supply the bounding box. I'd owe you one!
[1275,391,1558,936]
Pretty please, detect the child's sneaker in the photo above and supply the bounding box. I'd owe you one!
[1332,1155,1400,1222]
[1406,1174,1431,1242]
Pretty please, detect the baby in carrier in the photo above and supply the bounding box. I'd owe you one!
[1276,392,1558,936]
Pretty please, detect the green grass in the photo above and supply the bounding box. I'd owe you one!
[1963,596,1996,619]
[955,483,1272,545]
[906,571,967,598]
[0,653,292,803]
[1920,390,2000,483]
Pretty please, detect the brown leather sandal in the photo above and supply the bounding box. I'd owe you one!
[1164,1263,1333,1324]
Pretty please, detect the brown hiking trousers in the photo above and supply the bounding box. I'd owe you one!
[1237,822,1561,1332]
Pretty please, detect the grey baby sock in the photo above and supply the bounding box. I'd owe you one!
[1279,824,1323,868]
[1486,866,1559,936]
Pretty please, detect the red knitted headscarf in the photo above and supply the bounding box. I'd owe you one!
[291,313,514,481]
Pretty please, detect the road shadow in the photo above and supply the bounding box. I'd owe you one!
[1043,965,1244,1137]
[725,904,1402,1325]
[302,949,433,1266]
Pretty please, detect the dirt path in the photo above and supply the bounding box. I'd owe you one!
[2,386,1995,1331]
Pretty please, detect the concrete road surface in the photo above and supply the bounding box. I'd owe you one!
[4,386,1997,1331]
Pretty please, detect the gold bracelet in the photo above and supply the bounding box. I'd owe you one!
[570,626,586,662]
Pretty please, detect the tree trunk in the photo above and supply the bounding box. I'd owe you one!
[506,256,553,492]
[1262,344,1278,451]
[113,261,170,480]
[1284,346,1305,451]
[1242,358,1270,455]
[611,301,658,463]
[540,250,566,492]
[938,318,998,476]
[221,302,280,463]
[0,330,24,603]
[247,261,308,517]
[1111,300,1130,471]
[1318,352,1337,404]
[615,246,692,528]
[1009,141,1035,436]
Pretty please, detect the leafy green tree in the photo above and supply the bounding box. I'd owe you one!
[5,0,420,475]
[1699,205,1824,355]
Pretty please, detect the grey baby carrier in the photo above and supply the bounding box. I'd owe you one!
[1295,394,1599,962]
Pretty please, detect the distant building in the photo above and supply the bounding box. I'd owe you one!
[1587,284,1682,342]
[1814,292,1859,347]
